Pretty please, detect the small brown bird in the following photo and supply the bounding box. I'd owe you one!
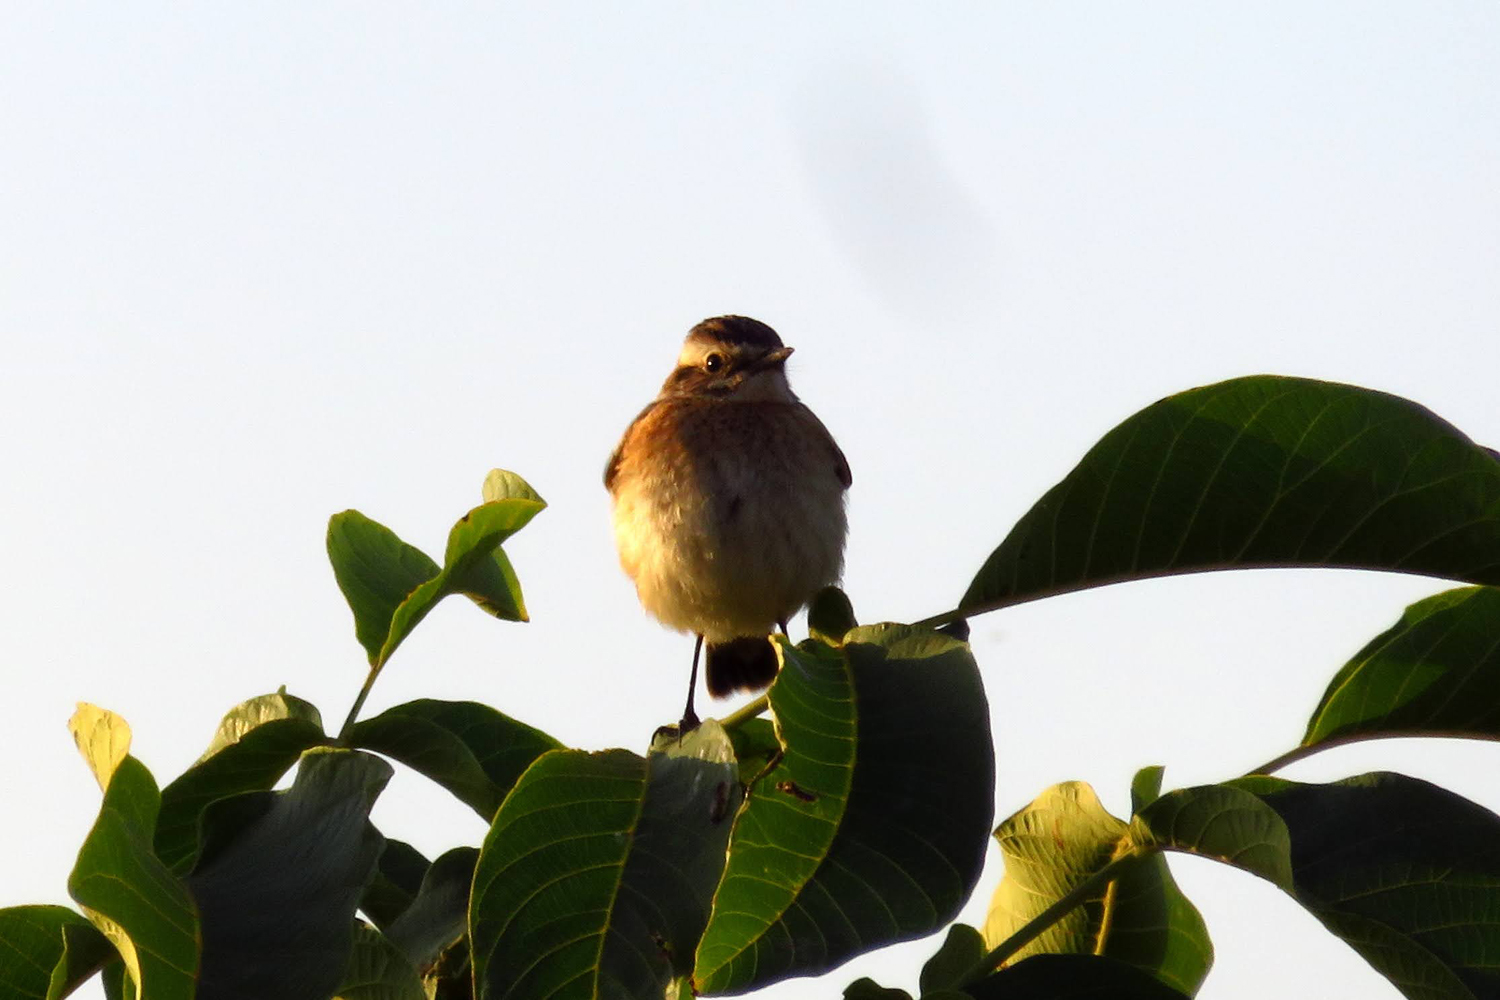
[606,316,851,729]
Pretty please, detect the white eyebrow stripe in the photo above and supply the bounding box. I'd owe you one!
[677,340,712,367]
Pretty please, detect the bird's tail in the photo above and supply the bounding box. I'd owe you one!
[705,635,779,697]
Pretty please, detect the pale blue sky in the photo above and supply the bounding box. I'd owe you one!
[3,5,1497,998]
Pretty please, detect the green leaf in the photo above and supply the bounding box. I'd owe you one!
[155,690,328,871]
[919,923,985,995]
[807,585,857,645]
[693,625,995,994]
[0,905,114,1000]
[962,376,1500,615]
[481,468,545,505]
[965,954,1193,999]
[65,715,199,1000]
[470,734,739,1000]
[345,699,561,821]
[384,847,478,969]
[185,748,392,1000]
[984,782,1211,996]
[1225,772,1500,1000]
[361,840,432,931]
[724,716,779,786]
[1130,766,1165,814]
[1300,585,1500,751]
[381,497,544,658]
[1133,783,1294,891]
[333,924,426,1000]
[328,510,443,665]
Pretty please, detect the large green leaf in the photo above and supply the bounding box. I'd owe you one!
[1138,774,1500,999]
[345,699,561,821]
[65,708,198,1000]
[0,905,114,1000]
[694,625,994,995]
[155,689,328,871]
[1231,772,1500,1000]
[470,728,739,1000]
[983,782,1211,996]
[1298,585,1500,752]
[961,377,1500,615]
[184,748,392,1000]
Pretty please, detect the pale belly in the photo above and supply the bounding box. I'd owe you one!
[610,404,847,641]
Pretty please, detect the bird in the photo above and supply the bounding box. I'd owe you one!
[605,316,851,730]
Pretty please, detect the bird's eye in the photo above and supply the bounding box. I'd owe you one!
[704,353,724,373]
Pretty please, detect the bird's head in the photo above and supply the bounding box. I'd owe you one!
[660,316,796,402]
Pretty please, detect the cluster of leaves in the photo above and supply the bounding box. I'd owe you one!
[3,376,1500,1000]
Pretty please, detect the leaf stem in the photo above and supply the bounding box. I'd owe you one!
[338,663,383,740]
[960,850,1146,986]
[718,693,769,731]
[1244,729,1491,777]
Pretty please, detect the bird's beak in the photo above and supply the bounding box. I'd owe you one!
[760,346,794,368]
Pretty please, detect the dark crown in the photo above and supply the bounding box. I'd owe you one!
[687,316,784,352]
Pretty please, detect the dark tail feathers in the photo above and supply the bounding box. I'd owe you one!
[705,636,779,697]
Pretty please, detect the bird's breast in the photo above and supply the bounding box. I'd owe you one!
[608,397,848,640]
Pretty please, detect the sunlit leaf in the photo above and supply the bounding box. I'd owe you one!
[471,731,739,1000]
[984,782,1211,996]
[65,710,198,1000]
[694,625,994,994]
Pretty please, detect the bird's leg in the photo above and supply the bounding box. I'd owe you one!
[679,634,704,733]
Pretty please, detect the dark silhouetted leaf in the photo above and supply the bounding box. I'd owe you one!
[384,848,478,969]
[185,748,392,1000]
[807,585,857,645]
[920,923,985,995]
[966,954,1192,999]
[1230,772,1500,1000]
[361,840,431,931]
[346,699,560,821]
[155,690,328,871]
[694,625,994,994]
[471,727,739,1000]
[985,782,1211,996]
[841,978,912,1000]
[333,924,425,1000]
[962,377,1500,615]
